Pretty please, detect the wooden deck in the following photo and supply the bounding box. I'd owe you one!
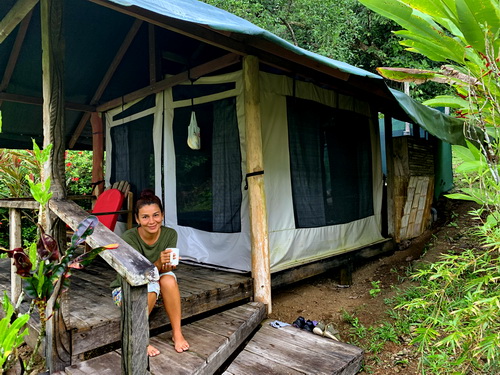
[64,302,267,375]
[0,257,253,362]
[224,321,364,375]
[57,306,363,375]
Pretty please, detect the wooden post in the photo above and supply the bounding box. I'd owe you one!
[121,280,149,375]
[339,260,353,286]
[384,115,395,238]
[9,208,22,305]
[40,0,70,371]
[91,112,105,196]
[243,55,272,314]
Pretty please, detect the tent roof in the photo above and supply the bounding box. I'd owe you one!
[0,0,464,149]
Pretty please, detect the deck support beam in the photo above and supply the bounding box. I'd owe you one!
[121,281,149,375]
[243,55,271,314]
[40,0,70,371]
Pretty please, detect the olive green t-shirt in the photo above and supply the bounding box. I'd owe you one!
[110,226,177,289]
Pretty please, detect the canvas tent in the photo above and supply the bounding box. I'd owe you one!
[0,0,465,274]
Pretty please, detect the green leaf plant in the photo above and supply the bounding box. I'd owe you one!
[0,141,118,373]
[0,293,29,372]
[357,0,500,373]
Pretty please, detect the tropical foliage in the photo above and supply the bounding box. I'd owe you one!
[0,142,116,372]
[0,293,29,372]
[357,0,500,373]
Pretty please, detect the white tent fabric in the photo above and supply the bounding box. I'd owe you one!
[105,71,385,273]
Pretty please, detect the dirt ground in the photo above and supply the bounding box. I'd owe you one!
[268,198,478,374]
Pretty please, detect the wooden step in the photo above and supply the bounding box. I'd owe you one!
[223,320,364,375]
[64,302,266,375]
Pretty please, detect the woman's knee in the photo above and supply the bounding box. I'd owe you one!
[159,274,177,290]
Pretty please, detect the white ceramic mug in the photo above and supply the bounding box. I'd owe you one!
[168,248,179,266]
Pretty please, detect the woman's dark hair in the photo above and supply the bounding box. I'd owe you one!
[135,189,164,216]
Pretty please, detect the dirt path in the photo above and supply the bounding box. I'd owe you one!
[268,198,477,374]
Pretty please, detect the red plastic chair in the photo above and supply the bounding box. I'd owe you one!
[91,188,125,231]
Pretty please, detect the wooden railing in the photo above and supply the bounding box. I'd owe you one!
[1,198,155,374]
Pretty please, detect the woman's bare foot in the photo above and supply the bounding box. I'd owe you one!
[172,333,189,352]
[147,344,160,357]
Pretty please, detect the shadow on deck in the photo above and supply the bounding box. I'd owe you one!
[0,257,253,362]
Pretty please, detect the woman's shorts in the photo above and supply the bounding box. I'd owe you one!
[112,269,176,307]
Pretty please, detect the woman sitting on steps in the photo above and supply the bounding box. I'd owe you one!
[111,189,190,356]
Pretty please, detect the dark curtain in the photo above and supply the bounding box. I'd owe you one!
[287,97,327,227]
[111,115,155,199]
[174,97,242,233]
[212,97,242,232]
[287,97,374,228]
[325,112,373,224]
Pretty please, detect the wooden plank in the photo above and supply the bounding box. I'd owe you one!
[0,92,96,112]
[151,302,266,375]
[225,349,307,375]
[263,324,363,358]
[90,113,104,196]
[65,351,121,375]
[121,281,149,375]
[271,239,394,289]
[49,199,155,287]
[0,0,38,43]
[68,302,265,375]
[0,199,39,209]
[243,55,271,313]
[236,324,363,375]
[9,208,22,304]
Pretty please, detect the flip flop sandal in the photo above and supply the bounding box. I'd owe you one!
[313,321,325,336]
[292,316,306,329]
[324,323,340,341]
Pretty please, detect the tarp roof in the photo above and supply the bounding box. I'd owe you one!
[0,0,465,149]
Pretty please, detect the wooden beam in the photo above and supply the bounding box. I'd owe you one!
[9,208,23,306]
[243,55,271,314]
[40,0,69,371]
[0,92,95,112]
[384,115,395,238]
[0,0,38,43]
[90,112,104,196]
[97,52,241,112]
[148,23,160,84]
[68,19,143,148]
[0,10,32,110]
[49,199,156,287]
[120,281,149,375]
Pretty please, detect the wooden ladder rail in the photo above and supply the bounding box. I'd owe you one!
[0,198,154,375]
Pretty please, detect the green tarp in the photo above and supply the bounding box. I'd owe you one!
[110,0,466,146]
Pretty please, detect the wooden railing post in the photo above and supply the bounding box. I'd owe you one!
[243,55,272,314]
[9,208,22,304]
[384,115,395,238]
[121,281,149,375]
